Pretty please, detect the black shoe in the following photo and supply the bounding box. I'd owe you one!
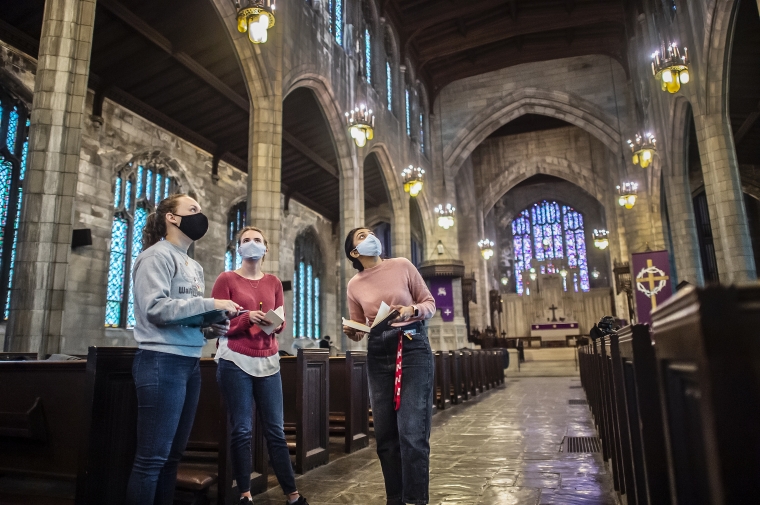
[286,496,309,505]
[239,497,253,505]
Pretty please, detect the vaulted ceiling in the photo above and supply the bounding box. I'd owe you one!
[383,0,629,94]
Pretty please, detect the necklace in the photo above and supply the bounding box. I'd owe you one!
[247,278,261,289]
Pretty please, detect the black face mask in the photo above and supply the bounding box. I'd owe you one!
[174,213,209,241]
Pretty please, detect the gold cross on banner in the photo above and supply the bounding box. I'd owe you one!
[641,259,669,310]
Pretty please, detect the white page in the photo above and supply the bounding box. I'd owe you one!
[259,306,285,335]
[342,317,371,333]
[371,301,392,328]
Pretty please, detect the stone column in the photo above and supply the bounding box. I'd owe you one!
[339,149,363,351]
[697,114,756,281]
[5,0,97,355]
[392,195,411,261]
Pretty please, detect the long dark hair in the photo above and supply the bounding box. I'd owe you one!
[142,194,186,249]
[344,227,366,272]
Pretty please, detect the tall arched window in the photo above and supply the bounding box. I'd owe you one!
[225,201,247,271]
[418,91,425,153]
[105,162,178,328]
[384,30,394,113]
[363,28,372,84]
[0,89,30,320]
[405,88,411,137]
[511,200,589,294]
[293,228,322,338]
[328,0,343,45]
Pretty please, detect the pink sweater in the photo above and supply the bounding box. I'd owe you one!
[347,257,436,327]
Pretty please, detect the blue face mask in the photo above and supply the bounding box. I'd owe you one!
[238,240,267,260]
[355,234,383,257]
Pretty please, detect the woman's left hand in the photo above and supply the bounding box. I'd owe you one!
[392,305,415,323]
[208,320,230,337]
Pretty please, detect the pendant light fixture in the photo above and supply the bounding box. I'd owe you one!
[402,166,424,197]
[478,239,494,260]
[593,229,610,250]
[436,203,455,230]
[235,0,275,44]
[345,105,375,147]
[627,133,657,168]
[617,182,639,209]
[652,42,689,94]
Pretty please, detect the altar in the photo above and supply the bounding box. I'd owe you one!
[530,322,580,342]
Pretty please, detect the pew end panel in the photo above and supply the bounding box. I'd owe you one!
[75,347,138,505]
[448,351,463,405]
[651,284,760,505]
[346,351,369,453]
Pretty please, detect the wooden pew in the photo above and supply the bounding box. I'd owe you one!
[470,350,482,395]
[0,358,87,484]
[328,351,369,453]
[281,349,329,474]
[177,358,269,505]
[458,349,472,401]
[617,324,672,505]
[651,284,760,504]
[599,336,624,493]
[478,350,490,391]
[448,351,463,405]
[434,351,451,410]
[608,331,638,504]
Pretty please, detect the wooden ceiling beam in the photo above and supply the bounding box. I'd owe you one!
[98,0,250,113]
[282,130,340,179]
[417,3,623,63]
[735,100,760,146]
[400,0,507,34]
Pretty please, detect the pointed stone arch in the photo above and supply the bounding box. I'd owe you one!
[445,88,624,178]
[704,0,740,116]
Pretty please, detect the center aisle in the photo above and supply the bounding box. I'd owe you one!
[253,377,618,505]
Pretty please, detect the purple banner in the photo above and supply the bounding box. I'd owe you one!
[430,277,454,322]
[631,250,673,325]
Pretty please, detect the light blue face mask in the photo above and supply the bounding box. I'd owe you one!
[238,240,267,260]
[355,234,383,257]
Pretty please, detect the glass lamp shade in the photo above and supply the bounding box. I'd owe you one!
[594,238,610,250]
[529,268,537,281]
[560,267,568,278]
[679,69,690,84]
[625,195,637,209]
[438,215,455,229]
[409,181,423,196]
[237,7,275,45]
[591,268,601,279]
[481,248,494,260]
[435,204,455,229]
[501,276,509,286]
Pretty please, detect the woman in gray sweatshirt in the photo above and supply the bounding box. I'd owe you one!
[125,193,241,505]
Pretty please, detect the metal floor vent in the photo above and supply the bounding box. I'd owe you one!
[568,399,588,405]
[565,436,601,453]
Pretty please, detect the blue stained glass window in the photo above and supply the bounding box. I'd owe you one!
[419,112,424,153]
[364,29,372,83]
[329,0,343,45]
[298,261,305,336]
[0,161,12,265]
[226,201,247,271]
[164,177,170,199]
[154,173,162,203]
[306,264,313,338]
[6,108,18,151]
[114,177,122,208]
[314,277,320,337]
[136,166,144,198]
[386,62,393,111]
[405,89,411,136]
[5,186,23,318]
[512,201,590,294]
[225,250,233,272]
[124,178,133,210]
[19,121,29,180]
[105,217,128,327]
[126,206,148,328]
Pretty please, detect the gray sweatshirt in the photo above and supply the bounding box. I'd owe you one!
[132,240,215,357]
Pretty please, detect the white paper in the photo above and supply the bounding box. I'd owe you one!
[259,306,285,335]
[372,302,392,329]
[342,317,371,333]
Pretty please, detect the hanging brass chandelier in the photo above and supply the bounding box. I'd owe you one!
[627,132,656,168]
[235,0,275,44]
[617,182,639,209]
[345,105,374,147]
[435,203,455,230]
[593,229,610,250]
[402,166,424,197]
[478,239,494,260]
[652,42,689,94]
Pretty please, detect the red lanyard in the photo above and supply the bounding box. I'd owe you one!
[394,331,404,411]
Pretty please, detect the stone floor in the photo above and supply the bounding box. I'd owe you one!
[254,377,618,505]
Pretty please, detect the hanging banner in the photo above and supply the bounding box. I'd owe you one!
[631,250,673,325]
[430,277,455,322]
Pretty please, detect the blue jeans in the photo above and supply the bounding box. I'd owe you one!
[126,349,201,505]
[367,322,434,505]
[216,358,297,495]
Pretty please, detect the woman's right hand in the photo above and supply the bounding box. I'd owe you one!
[249,310,272,326]
[215,299,243,316]
[343,326,366,342]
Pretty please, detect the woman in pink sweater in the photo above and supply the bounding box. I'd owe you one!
[343,227,436,505]
[212,226,308,505]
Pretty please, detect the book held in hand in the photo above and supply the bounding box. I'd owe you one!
[342,301,399,335]
[258,306,285,335]
[168,309,231,328]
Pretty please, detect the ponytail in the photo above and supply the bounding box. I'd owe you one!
[142,193,186,250]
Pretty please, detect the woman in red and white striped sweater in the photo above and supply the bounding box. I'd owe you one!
[211,226,308,505]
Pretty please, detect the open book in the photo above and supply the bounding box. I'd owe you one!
[342,301,399,335]
[258,306,285,335]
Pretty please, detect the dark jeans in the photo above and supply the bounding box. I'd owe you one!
[216,358,297,495]
[367,322,434,505]
[126,349,201,505]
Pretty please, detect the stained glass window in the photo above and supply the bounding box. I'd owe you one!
[293,228,322,338]
[329,0,343,45]
[405,89,411,137]
[364,28,372,84]
[419,112,424,153]
[225,201,247,271]
[386,62,393,112]
[0,91,30,321]
[105,163,177,328]
[511,200,590,294]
